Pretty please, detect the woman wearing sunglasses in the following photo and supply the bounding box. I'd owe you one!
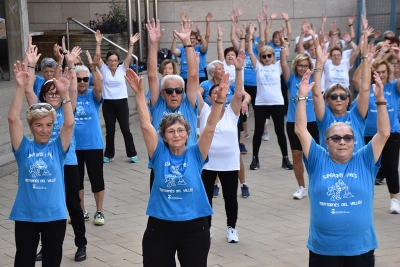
[8,62,74,266]
[94,30,139,164]
[247,23,292,171]
[296,68,389,267]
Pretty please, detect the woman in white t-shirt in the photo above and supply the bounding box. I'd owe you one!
[247,23,292,171]
[94,30,139,163]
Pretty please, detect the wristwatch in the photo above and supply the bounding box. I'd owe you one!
[62,99,71,104]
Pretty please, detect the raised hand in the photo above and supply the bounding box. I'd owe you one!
[342,32,352,42]
[236,5,243,18]
[367,44,377,64]
[53,43,63,63]
[361,15,368,31]
[14,61,29,87]
[54,68,74,98]
[301,20,308,33]
[217,24,224,38]
[130,33,140,45]
[173,20,193,45]
[348,14,355,25]
[236,23,246,39]
[25,45,42,65]
[316,38,329,63]
[95,30,102,43]
[233,49,245,68]
[321,13,327,23]
[372,71,384,101]
[180,12,187,22]
[248,22,255,36]
[282,12,289,21]
[86,50,93,65]
[230,10,238,23]
[65,46,82,65]
[270,12,278,20]
[196,25,202,36]
[298,69,315,96]
[146,18,164,43]
[217,73,230,100]
[263,4,268,15]
[206,12,213,23]
[364,26,374,37]
[330,20,337,34]
[374,30,381,39]
[125,68,144,94]
[91,53,101,69]
[257,12,266,24]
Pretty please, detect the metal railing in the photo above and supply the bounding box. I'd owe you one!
[65,17,139,73]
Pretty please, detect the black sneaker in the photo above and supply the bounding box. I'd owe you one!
[36,248,42,261]
[282,157,293,170]
[250,158,260,170]
[75,246,87,261]
[241,184,250,198]
[375,177,384,185]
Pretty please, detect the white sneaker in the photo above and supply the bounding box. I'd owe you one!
[293,186,307,199]
[210,228,212,239]
[262,131,270,141]
[227,227,239,243]
[390,198,400,214]
[265,118,270,126]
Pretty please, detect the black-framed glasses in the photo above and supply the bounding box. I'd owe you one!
[328,94,349,101]
[46,92,61,98]
[74,63,83,66]
[261,54,273,59]
[326,134,354,143]
[163,88,184,95]
[77,77,89,83]
[29,103,54,111]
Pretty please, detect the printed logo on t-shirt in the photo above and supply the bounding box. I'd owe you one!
[158,161,193,200]
[75,101,92,125]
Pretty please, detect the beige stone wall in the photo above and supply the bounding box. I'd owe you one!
[27,0,359,62]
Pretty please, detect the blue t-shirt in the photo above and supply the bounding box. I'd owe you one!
[364,81,400,136]
[199,80,236,107]
[244,36,260,86]
[304,140,379,256]
[10,136,68,222]
[147,140,213,221]
[285,72,316,122]
[74,89,104,150]
[317,105,366,151]
[268,40,281,62]
[33,75,46,96]
[178,45,206,79]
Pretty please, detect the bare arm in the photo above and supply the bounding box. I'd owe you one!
[64,46,82,110]
[217,24,225,61]
[95,30,104,68]
[248,23,258,68]
[170,31,181,56]
[257,12,267,51]
[25,47,41,106]
[90,53,103,102]
[124,33,140,69]
[52,43,64,79]
[280,30,290,82]
[230,11,240,51]
[205,12,212,44]
[348,14,356,40]
[282,12,292,42]
[313,37,328,121]
[230,50,245,115]
[356,32,371,118]
[369,30,380,45]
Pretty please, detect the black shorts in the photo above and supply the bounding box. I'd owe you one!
[286,121,319,151]
[76,149,104,192]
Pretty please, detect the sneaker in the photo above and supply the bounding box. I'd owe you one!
[282,157,293,170]
[83,211,90,222]
[375,177,384,185]
[239,143,247,154]
[227,227,239,243]
[244,133,250,139]
[241,184,250,198]
[390,198,400,214]
[103,157,114,163]
[293,186,307,199]
[68,216,71,224]
[129,156,138,163]
[94,211,105,225]
[262,131,270,141]
[250,158,260,170]
[213,184,219,198]
[74,246,87,261]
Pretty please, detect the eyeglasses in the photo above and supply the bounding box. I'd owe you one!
[46,92,61,98]
[376,70,387,75]
[107,59,119,63]
[261,54,273,59]
[326,134,354,143]
[328,94,349,101]
[29,103,54,111]
[163,88,184,95]
[297,64,310,69]
[77,77,90,83]
[166,129,186,136]
[391,62,399,66]
[74,63,83,66]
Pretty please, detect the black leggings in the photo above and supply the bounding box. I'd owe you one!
[365,132,400,194]
[309,250,375,267]
[201,169,238,228]
[252,105,289,158]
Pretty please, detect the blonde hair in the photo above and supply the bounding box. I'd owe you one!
[258,45,276,65]
[26,106,56,126]
[291,53,314,76]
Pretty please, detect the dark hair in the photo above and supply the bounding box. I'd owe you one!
[224,47,237,58]
[106,51,120,61]
[388,36,399,47]
[159,59,178,75]
[329,47,342,57]
[39,81,56,103]
[208,84,220,97]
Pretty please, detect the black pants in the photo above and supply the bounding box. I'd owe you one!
[64,165,87,248]
[102,99,137,158]
[280,75,289,116]
[252,105,289,157]
[365,132,400,194]
[142,216,210,267]
[201,169,238,228]
[14,220,66,267]
[309,250,375,267]
[244,85,257,111]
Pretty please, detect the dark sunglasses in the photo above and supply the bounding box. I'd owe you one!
[163,88,184,95]
[74,63,83,66]
[77,77,90,83]
[328,94,349,101]
[326,134,354,143]
[261,54,273,59]
[29,103,54,111]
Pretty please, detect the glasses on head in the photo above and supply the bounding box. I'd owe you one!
[46,92,61,98]
[166,129,186,136]
[328,94,349,101]
[376,70,387,75]
[326,134,354,143]
[29,103,54,111]
[297,64,310,69]
[163,88,184,95]
[77,77,90,83]
[261,54,273,59]
[74,63,83,66]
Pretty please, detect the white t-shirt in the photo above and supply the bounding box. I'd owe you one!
[100,63,128,99]
[255,61,283,105]
[223,60,244,83]
[324,59,352,88]
[199,104,240,171]
[295,34,319,55]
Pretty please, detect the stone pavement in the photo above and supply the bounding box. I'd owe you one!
[0,100,400,266]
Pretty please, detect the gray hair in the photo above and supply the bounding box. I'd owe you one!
[206,60,224,80]
[40,57,56,70]
[323,83,353,110]
[160,75,185,90]
[324,122,354,142]
[75,65,90,77]
[159,113,191,148]
[383,30,395,37]
[26,105,56,126]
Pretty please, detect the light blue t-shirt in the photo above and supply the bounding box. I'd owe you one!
[33,75,46,96]
[74,89,104,150]
[52,108,77,165]
[364,81,400,136]
[268,40,281,62]
[178,45,206,79]
[10,136,68,222]
[304,140,379,256]
[200,80,236,107]
[147,140,213,221]
[317,105,366,151]
[285,72,316,122]
[244,36,260,86]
